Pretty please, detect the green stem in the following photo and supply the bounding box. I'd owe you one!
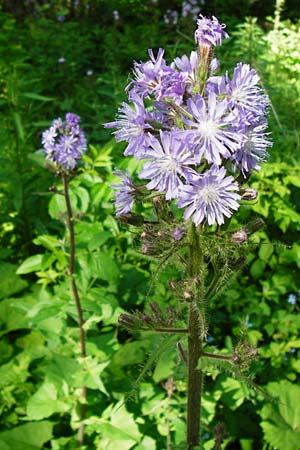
[62,173,86,446]
[187,224,204,449]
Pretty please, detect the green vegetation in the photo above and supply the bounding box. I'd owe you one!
[0,1,300,449]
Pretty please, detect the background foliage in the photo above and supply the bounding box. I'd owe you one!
[0,1,300,449]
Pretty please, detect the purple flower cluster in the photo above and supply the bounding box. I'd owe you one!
[106,15,271,226]
[42,113,87,170]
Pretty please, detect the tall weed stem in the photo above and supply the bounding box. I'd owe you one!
[187,224,204,448]
[62,173,87,446]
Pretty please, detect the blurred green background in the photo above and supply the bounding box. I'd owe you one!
[0,1,300,449]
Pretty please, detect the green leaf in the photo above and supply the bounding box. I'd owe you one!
[0,421,53,450]
[26,381,70,420]
[217,377,248,410]
[153,344,176,382]
[258,242,273,262]
[0,295,35,335]
[250,259,266,278]
[33,234,61,251]
[13,112,25,141]
[88,402,142,449]
[21,92,54,101]
[16,254,44,274]
[0,262,28,299]
[260,382,300,450]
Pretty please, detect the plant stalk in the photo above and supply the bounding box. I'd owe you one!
[62,173,86,446]
[187,224,204,449]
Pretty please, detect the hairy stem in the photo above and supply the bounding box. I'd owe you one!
[147,327,189,334]
[187,224,204,449]
[202,352,233,361]
[62,174,86,446]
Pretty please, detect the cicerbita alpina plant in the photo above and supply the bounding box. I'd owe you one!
[105,14,271,449]
[42,113,87,446]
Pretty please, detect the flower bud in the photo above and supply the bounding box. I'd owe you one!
[241,188,258,201]
[245,218,265,234]
[118,314,136,329]
[149,302,164,323]
[172,227,184,241]
[118,213,144,226]
[231,229,248,244]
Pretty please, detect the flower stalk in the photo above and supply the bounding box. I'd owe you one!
[186,224,204,448]
[62,173,87,446]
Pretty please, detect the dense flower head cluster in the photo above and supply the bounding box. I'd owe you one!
[105,15,271,227]
[42,113,87,170]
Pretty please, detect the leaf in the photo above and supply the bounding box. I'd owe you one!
[258,242,273,262]
[88,402,142,449]
[217,377,248,410]
[152,344,176,382]
[26,381,70,420]
[13,112,25,141]
[0,295,35,335]
[250,259,266,278]
[82,357,109,394]
[260,382,300,450]
[33,234,61,251]
[0,262,28,299]
[0,421,53,450]
[16,254,44,274]
[21,92,54,101]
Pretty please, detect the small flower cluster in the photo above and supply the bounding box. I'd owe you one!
[42,113,87,170]
[105,15,271,227]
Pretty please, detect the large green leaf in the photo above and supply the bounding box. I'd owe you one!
[88,402,142,450]
[26,380,70,420]
[16,254,44,274]
[260,382,300,450]
[0,421,53,450]
[0,262,27,299]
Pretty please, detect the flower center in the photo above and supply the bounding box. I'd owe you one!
[198,119,218,138]
[199,184,218,203]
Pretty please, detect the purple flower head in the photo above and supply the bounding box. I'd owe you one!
[111,170,136,216]
[173,51,199,92]
[226,63,269,120]
[164,9,178,25]
[42,113,87,170]
[129,49,178,100]
[182,0,201,20]
[66,113,81,127]
[139,131,196,200]
[180,93,243,165]
[232,121,271,175]
[104,93,154,158]
[195,15,229,47]
[177,166,241,226]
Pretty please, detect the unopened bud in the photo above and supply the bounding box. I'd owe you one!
[172,227,184,241]
[241,188,258,201]
[229,255,246,269]
[169,280,178,290]
[117,213,144,226]
[232,353,240,364]
[149,302,164,323]
[245,218,265,234]
[118,314,136,328]
[141,314,152,324]
[231,229,248,244]
[183,290,192,301]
